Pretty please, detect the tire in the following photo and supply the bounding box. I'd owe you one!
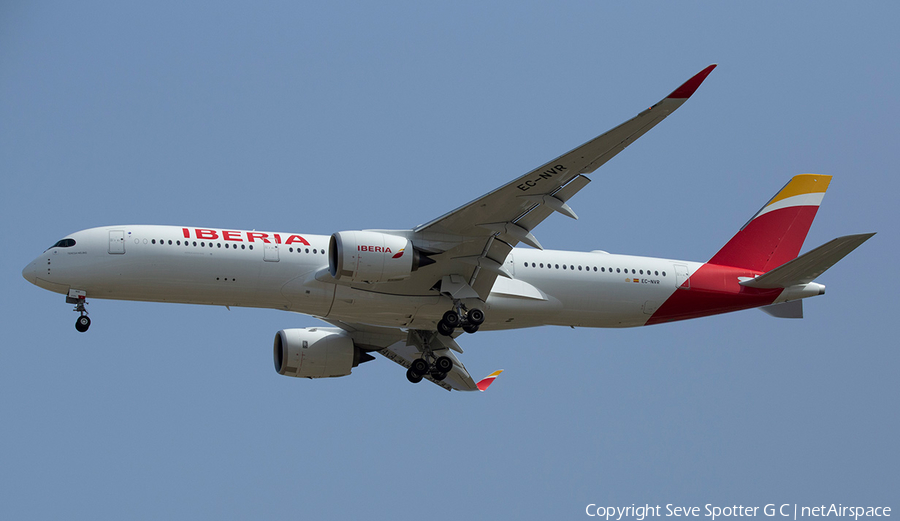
[437,320,454,336]
[463,323,479,334]
[406,368,423,384]
[442,310,460,327]
[430,370,447,381]
[468,308,485,325]
[435,356,453,373]
[75,315,91,333]
[411,358,429,376]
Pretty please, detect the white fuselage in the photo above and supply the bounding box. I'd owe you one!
[22,225,698,331]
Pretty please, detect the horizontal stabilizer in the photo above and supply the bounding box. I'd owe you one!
[760,300,803,319]
[741,233,875,289]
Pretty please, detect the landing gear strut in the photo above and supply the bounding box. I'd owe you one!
[437,302,484,337]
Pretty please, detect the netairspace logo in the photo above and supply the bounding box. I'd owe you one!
[585,504,892,521]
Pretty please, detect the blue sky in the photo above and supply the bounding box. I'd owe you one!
[1,2,897,519]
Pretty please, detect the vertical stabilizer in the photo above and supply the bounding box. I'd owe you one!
[708,174,831,272]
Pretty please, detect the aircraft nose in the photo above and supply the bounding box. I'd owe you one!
[22,260,38,285]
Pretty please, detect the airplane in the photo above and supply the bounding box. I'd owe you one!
[21,64,874,392]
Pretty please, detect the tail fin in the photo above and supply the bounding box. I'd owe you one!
[476,370,503,391]
[708,174,831,271]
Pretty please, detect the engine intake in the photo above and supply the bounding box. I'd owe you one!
[329,231,430,283]
[273,328,372,378]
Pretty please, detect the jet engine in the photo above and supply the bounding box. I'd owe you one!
[273,327,373,378]
[328,231,432,283]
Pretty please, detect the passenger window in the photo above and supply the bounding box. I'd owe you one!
[241,244,246,250]
[616,268,620,273]
[168,240,172,245]
[193,241,197,247]
[662,271,666,276]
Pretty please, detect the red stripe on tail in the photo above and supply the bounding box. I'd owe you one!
[708,205,820,272]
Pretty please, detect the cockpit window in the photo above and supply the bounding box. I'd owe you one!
[48,238,77,249]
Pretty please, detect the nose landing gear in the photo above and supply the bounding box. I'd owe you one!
[75,314,91,333]
[67,291,91,332]
[437,303,485,336]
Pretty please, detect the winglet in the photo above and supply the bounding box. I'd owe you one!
[666,64,717,99]
[476,370,503,392]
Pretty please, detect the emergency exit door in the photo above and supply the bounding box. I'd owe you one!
[109,230,125,254]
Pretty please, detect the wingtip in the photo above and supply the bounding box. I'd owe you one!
[476,370,503,392]
[666,64,717,99]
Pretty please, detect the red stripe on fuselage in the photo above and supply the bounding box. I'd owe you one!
[645,263,782,325]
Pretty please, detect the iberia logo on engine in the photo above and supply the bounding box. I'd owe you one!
[358,245,392,253]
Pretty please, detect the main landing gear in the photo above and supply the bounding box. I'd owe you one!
[405,330,456,384]
[437,303,484,336]
[68,293,91,332]
[406,354,454,384]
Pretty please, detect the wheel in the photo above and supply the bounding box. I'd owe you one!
[406,368,423,384]
[435,356,453,373]
[75,315,91,333]
[467,308,485,326]
[437,320,454,336]
[463,323,479,334]
[442,310,460,327]
[430,370,447,381]
[411,358,429,376]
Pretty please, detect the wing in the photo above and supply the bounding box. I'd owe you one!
[417,64,719,238]
[398,64,717,299]
[324,319,496,392]
[330,65,715,306]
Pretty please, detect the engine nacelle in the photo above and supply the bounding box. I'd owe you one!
[274,327,364,378]
[328,231,415,283]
